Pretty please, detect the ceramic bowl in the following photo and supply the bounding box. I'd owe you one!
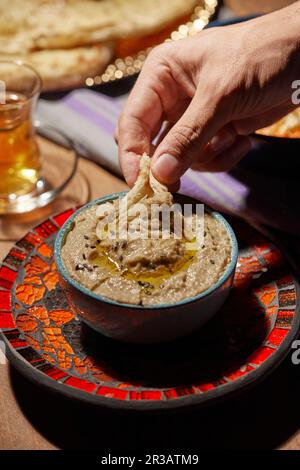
[54,193,238,343]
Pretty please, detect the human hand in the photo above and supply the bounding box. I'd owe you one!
[117,2,300,186]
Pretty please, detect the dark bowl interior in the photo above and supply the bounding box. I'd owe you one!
[237,135,300,178]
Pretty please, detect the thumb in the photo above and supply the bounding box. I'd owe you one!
[151,93,227,184]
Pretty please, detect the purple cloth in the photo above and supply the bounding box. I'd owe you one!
[37,89,300,235]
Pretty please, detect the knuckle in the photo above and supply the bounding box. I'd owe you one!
[146,42,173,64]
[171,124,201,155]
[146,45,164,63]
[232,120,251,135]
[118,112,134,133]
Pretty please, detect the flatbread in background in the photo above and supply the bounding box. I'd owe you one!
[26,43,113,91]
[33,0,201,50]
[0,43,114,92]
[0,0,200,90]
[0,0,200,52]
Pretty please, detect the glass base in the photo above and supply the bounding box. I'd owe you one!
[0,123,79,215]
[0,177,45,214]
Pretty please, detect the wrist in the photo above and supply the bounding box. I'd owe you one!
[261,2,300,73]
[284,1,300,77]
[244,4,300,82]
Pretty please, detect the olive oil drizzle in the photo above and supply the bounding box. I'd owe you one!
[90,242,198,290]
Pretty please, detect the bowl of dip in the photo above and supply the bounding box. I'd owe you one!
[54,190,238,343]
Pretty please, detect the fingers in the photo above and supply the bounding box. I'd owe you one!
[117,71,164,186]
[192,135,251,172]
[117,116,150,187]
[198,124,236,164]
[150,96,290,182]
[117,103,158,187]
[150,89,226,184]
[117,43,185,186]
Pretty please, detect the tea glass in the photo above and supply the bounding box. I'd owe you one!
[0,60,44,213]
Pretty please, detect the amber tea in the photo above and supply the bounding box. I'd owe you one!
[0,61,42,213]
[0,91,41,197]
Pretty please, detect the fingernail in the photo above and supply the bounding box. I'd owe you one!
[210,130,235,152]
[152,154,180,183]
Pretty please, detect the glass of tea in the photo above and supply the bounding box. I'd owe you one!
[0,60,43,213]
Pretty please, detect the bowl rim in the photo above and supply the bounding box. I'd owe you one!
[54,192,238,310]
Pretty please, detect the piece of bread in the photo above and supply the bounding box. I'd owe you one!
[0,43,114,91]
[0,0,200,52]
[0,0,200,91]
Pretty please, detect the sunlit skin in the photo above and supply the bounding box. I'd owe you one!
[116,1,300,187]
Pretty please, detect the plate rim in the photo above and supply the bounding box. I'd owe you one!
[1,210,300,410]
[2,306,299,411]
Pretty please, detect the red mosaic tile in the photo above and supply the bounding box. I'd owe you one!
[18,346,44,365]
[278,289,297,308]
[16,232,43,252]
[52,209,75,227]
[0,312,15,329]
[0,290,11,311]
[253,244,273,256]
[164,387,195,399]
[33,220,58,239]
[129,390,162,400]
[195,383,215,392]
[266,327,289,347]
[64,376,97,393]
[224,365,255,381]
[276,309,294,328]
[237,256,262,274]
[41,366,68,381]
[0,266,17,289]
[233,272,252,290]
[3,248,27,269]
[277,275,294,288]
[8,337,27,348]
[2,329,27,347]
[248,346,275,366]
[97,386,128,400]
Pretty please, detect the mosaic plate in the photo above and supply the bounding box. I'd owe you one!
[0,208,299,410]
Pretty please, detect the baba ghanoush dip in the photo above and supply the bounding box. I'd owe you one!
[61,155,232,306]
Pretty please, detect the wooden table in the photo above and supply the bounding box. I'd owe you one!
[0,156,300,450]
